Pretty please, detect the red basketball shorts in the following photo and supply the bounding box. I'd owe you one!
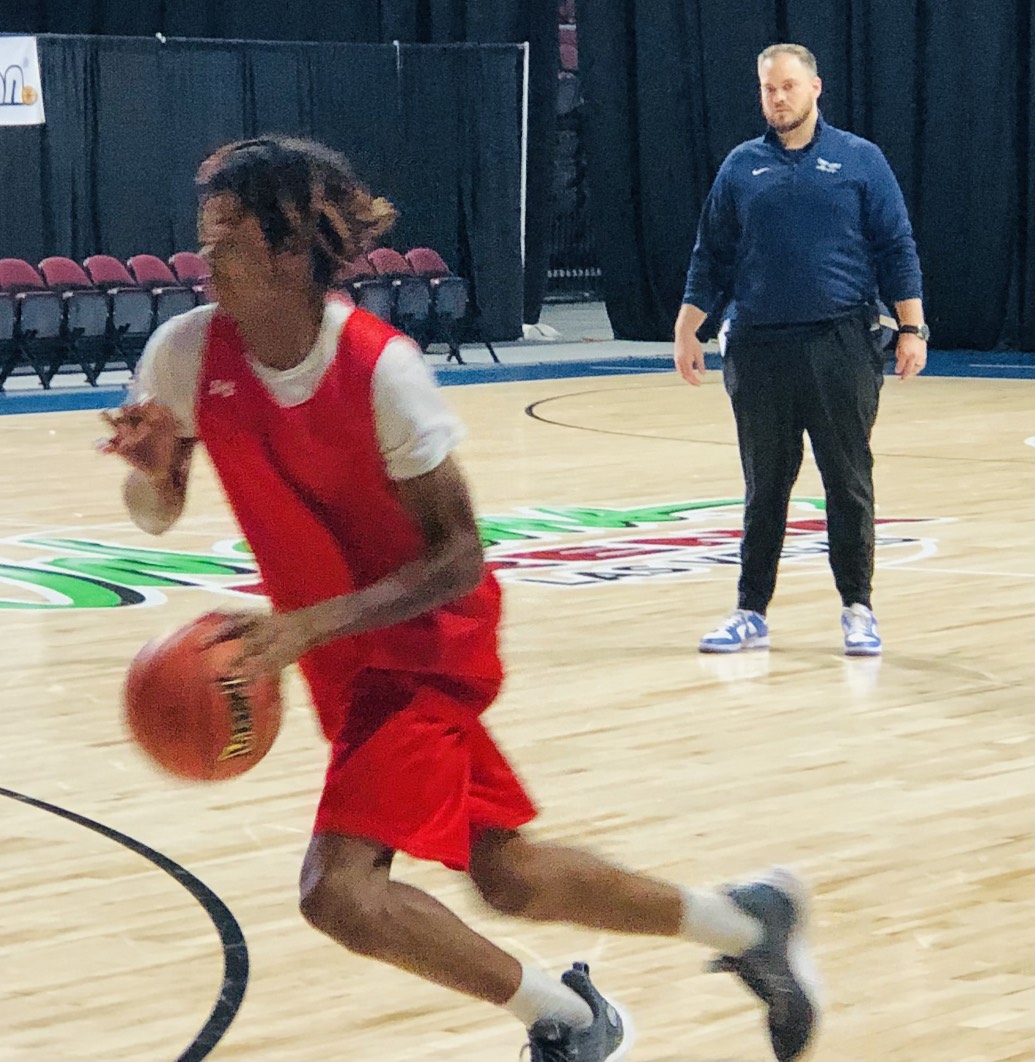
[312,668,538,871]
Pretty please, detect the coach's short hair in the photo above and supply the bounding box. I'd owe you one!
[757,43,819,77]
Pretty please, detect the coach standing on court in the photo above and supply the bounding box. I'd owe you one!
[674,43,927,657]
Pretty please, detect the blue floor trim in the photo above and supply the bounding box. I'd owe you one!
[0,387,127,415]
[435,354,679,385]
[0,349,1031,415]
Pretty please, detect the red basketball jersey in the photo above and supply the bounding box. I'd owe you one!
[196,307,503,740]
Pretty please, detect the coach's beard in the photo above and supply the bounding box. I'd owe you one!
[766,107,812,135]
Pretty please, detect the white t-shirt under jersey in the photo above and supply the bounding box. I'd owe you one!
[132,301,464,481]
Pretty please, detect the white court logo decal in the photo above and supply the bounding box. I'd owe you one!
[480,498,948,589]
[0,499,949,607]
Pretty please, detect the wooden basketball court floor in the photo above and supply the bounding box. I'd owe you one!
[0,368,1032,1061]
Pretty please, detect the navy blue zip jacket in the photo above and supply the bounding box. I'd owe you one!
[683,114,923,333]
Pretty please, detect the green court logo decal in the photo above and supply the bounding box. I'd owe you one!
[0,498,945,608]
[481,497,944,587]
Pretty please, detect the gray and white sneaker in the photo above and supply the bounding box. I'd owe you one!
[709,867,820,1062]
[526,963,632,1062]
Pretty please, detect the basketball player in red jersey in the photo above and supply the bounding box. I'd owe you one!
[102,137,819,1062]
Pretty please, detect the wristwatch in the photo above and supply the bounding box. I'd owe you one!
[899,323,930,341]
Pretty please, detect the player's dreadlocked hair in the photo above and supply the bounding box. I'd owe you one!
[195,136,398,288]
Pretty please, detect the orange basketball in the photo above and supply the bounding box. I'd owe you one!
[123,611,282,781]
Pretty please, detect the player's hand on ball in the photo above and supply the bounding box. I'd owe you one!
[204,608,317,680]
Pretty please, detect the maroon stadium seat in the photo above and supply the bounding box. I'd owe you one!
[127,254,197,328]
[38,257,110,382]
[0,258,65,388]
[367,248,432,339]
[169,251,214,304]
[83,254,154,370]
[405,247,497,364]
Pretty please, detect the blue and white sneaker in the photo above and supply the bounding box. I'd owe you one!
[841,604,881,656]
[708,867,820,1062]
[525,963,632,1062]
[699,609,770,653]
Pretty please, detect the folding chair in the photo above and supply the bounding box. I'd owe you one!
[0,258,65,389]
[405,248,498,364]
[337,255,395,322]
[127,254,198,326]
[367,247,432,343]
[169,251,214,305]
[83,255,154,372]
[39,257,111,383]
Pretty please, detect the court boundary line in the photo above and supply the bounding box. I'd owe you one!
[0,785,248,1061]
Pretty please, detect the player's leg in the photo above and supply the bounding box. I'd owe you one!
[470,829,819,1062]
[299,832,626,1060]
[300,832,520,1001]
[301,672,628,1061]
[471,829,757,947]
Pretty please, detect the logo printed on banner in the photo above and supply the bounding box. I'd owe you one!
[0,37,46,126]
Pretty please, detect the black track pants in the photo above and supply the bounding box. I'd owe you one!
[721,316,885,613]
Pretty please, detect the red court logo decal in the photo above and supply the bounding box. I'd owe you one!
[0,498,946,608]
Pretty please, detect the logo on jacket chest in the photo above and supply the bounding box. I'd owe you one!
[816,157,842,173]
[207,379,237,398]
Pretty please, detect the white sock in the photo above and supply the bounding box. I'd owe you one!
[678,887,764,954]
[504,962,594,1030]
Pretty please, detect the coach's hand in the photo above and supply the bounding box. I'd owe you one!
[674,334,707,386]
[895,333,927,379]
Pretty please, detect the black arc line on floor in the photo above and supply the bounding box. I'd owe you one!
[525,385,1032,464]
[524,383,702,445]
[0,785,248,1061]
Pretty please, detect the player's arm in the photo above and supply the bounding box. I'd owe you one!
[210,453,486,676]
[302,453,485,643]
[102,402,195,534]
[101,314,203,534]
[209,340,484,674]
[123,427,196,534]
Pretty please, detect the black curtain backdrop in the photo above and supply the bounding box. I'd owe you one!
[3,0,558,327]
[579,0,1035,351]
[0,35,524,340]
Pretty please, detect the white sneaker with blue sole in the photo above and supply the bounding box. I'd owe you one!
[841,603,881,656]
[699,608,770,653]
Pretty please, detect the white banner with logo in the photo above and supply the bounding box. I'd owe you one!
[0,36,46,126]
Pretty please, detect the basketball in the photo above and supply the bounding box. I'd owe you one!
[123,611,282,781]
